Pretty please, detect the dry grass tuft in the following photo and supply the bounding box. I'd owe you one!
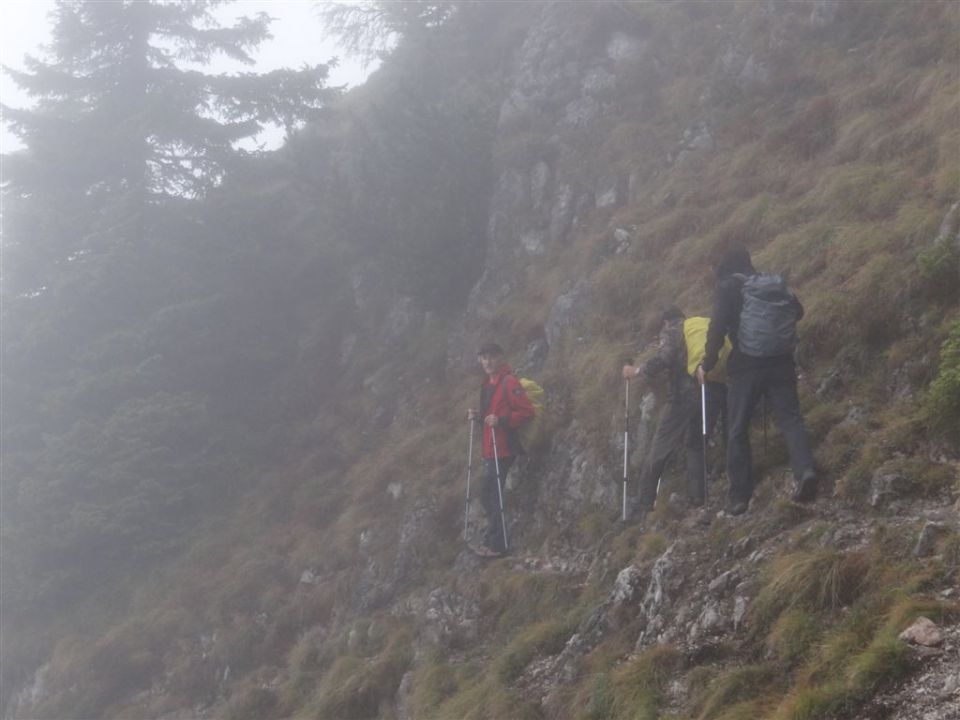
[753,549,871,631]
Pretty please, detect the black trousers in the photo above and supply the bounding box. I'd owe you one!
[637,385,723,509]
[481,456,513,552]
[726,363,814,504]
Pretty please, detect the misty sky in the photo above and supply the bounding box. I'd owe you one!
[0,1,375,152]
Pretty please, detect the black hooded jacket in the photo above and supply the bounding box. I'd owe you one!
[703,247,803,375]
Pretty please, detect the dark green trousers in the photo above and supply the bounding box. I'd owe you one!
[637,382,726,508]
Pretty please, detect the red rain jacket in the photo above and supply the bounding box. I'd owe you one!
[479,364,535,459]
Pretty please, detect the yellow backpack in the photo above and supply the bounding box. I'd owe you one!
[516,377,546,452]
[683,316,732,382]
[497,376,546,454]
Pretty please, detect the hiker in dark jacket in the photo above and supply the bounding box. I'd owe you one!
[623,307,712,517]
[698,245,817,515]
[467,342,535,557]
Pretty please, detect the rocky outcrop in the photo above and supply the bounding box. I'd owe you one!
[464,2,653,350]
[855,620,960,720]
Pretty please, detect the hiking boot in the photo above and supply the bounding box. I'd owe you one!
[792,469,818,504]
[727,500,749,516]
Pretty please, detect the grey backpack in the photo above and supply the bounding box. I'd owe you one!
[735,273,798,357]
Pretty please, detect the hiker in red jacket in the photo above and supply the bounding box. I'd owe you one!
[467,342,535,557]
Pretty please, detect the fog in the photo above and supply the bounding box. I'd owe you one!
[1,1,375,152]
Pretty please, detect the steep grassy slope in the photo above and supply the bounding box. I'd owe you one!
[4,2,958,719]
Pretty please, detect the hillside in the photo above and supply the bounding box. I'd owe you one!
[2,2,958,719]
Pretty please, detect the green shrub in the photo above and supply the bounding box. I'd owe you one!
[583,673,615,720]
[918,237,960,304]
[925,319,960,440]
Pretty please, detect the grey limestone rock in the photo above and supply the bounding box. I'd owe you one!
[690,602,724,640]
[384,296,421,339]
[564,95,601,128]
[738,54,770,88]
[935,201,958,244]
[531,161,552,212]
[595,174,624,208]
[517,338,549,374]
[582,66,616,99]
[549,184,575,244]
[899,617,944,647]
[521,229,548,255]
[546,280,592,347]
[869,469,911,508]
[468,268,513,322]
[395,671,415,720]
[613,227,632,254]
[612,565,645,605]
[679,121,714,158]
[733,596,749,629]
[708,567,742,595]
[809,0,840,28]
[607,32,645,63]
[914,522,949,558]
[339,333,357,367]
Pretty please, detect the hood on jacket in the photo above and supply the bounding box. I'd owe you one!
[716,244,757,278]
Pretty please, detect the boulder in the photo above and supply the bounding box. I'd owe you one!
[613,228,631,254]
[869,469,910,508]
[733,596,749,630]
[913,521,949,558]
[612,565,645,605]
[898,617,944,647]
[549,184,575,244]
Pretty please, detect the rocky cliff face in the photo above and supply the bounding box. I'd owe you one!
[389,3,959,718]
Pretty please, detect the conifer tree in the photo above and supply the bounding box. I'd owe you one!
[2,0,334,294]
[0,0,336,629]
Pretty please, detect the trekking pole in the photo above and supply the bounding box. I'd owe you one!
[762,395,768,462]
[464,417,476,540]
[701,381,708,503]
[622,379,630,522]
[489,426,509,551]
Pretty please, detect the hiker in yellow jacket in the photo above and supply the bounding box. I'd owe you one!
[622,308,727,520]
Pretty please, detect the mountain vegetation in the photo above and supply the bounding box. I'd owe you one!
[1,1,957,719]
